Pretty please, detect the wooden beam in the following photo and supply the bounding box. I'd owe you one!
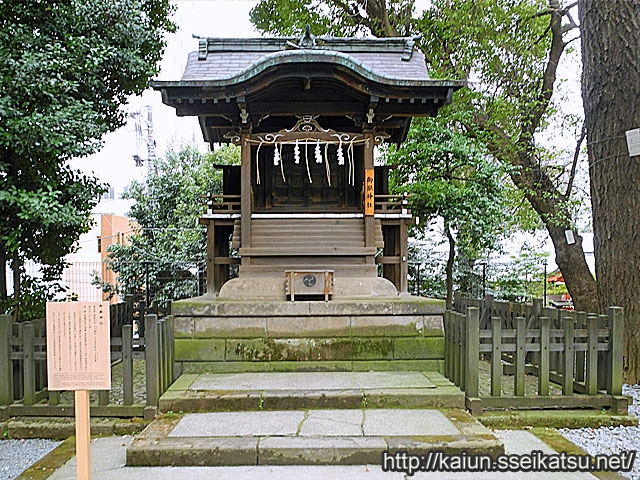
[206,221,216,295]
[364,134,375,249]
[399,219,409,293]
[240,136,252,256]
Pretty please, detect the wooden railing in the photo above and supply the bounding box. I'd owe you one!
[0,313,175,420]
[444,295,628,416]
[200,194,241,214]
[374,193,413,214]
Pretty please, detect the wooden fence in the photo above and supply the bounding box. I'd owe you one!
[0,312,175,420]
[444,294,628,416]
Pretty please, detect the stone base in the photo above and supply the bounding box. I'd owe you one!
[126,406,502,466]
[171,296,445,372]
[218,276,398,300]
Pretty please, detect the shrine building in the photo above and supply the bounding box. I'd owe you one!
[152,27,463,301]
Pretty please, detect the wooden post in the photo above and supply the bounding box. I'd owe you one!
[364,134,375,249]
[0,315,13,405]
[465,307,479,398]
[575,311,586,382]
[514,316,525,396]
[482,294,494,329]
[453,313,460,386]
[206,220,217,295]
[166,316,175,383]
[443,311,450,379]
[586,314,598,395]
[240,136,252,254]
[562,312,575,396]
[460,312,467,391]
[598,314,608,390]
[491,317,501,396]
[145,314,159,407]
[75,389,91,480]
[399,219,408,294]
[122,325,133,405]
[608,306,623,396]
[22,323,35,405]
[538,316,550,396]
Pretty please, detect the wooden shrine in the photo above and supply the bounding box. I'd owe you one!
[152,28,462,300]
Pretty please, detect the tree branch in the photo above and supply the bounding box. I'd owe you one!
[565,124,586,198]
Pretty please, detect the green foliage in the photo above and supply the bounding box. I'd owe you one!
[385,114,508,257]
[0,0,176,317]
[490,245,549,302]
[100,145,240,303]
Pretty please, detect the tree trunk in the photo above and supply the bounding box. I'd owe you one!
[444,222,455,309]
[579,0,640,383]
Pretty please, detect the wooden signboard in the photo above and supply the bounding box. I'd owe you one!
[365,168,374,216]
[46,301,111,480]
[46,302,111,391]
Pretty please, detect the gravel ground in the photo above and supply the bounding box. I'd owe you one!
[0,438,61,480]
[560,384,640,480]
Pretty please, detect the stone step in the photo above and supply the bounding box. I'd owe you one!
[159,371,464,412]
[126,408,503,467]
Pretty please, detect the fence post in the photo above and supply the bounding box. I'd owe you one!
[460,313,467,392]
[22,323,35,405]
[514,316,525,396]
[598,314,609,390]
[481,294,493,329]
[122,325,134,406]
[491,317,501,396]
[608,307,623,396]
[465,307,479,398]
[0,315,13,405]
[575,312,587,382]
[145,314,159,415]
[453,313,460,386]
[562,312,575,395]
[586,314,599,395]
[538,316,550,396]
[166,315,175,383]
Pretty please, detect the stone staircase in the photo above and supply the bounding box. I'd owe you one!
[126,297,504,467]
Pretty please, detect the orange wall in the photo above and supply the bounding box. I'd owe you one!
[99,214,136,303]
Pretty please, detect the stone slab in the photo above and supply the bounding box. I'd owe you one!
[363,409,459,436]
[299,409,364,436]
[258,436,387,465]
[189,371,434,391]
[195,316,267,338]
[50,434,597,479]
[266,316,351,338]
[168,411,305,437]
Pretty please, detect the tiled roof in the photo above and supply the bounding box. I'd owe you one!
[181,49,431,82]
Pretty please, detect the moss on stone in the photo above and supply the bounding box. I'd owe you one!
[15,436,77,480]
[479,410,638,429]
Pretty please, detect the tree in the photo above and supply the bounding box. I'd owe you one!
[385,115,508,307]
[250,0,598,312]
[99,145,240,303]
[579,0,640,382]
[0,0,175,318]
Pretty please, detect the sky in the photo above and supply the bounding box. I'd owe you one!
[66,0,594,274]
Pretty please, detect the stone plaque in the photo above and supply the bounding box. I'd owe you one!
[46,302,111,390]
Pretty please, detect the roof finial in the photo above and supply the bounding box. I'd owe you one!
[298,24,316,48]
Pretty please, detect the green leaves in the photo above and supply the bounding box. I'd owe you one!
[0,0,175,316]
[103,145,240,302]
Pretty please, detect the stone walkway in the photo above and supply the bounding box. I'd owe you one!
[48,432,598,479]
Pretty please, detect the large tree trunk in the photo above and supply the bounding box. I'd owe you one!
[579,0,640,383]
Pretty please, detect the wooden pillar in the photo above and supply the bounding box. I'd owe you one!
[399,218,408,294]
[205,220,217,295]
[363,134,375,249]
[240,136,251,258]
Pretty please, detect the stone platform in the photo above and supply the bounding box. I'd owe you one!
[171,296,446,373]
[159,371,464,412]
[126,407,502,466]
